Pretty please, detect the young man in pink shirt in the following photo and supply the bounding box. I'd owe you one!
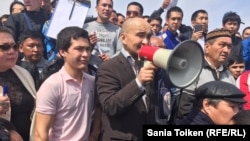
[34,27,96,141]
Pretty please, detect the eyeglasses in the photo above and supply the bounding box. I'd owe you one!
[126,11,139,17]
[0,44,18,51]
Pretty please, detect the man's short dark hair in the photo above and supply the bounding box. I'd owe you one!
[127,1,144,16]
[96,0,113,6]
[148,16,163,25]
[19,31,44,44]
[166,6,183,19]
[222,11,243,25]
[242,26,250,36]
[191,9,208,21]
[56,26,90,51]
[227,55,245,67]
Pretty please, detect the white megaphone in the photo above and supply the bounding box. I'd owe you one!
[138,40,204,88]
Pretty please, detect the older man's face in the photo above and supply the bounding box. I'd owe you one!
[205,37,232,66]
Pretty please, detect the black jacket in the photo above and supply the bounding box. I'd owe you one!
[176,108,214,125]
[5,9,48,43]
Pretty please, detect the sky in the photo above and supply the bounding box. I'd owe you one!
[0,0,249,33]
[87,0,250,34]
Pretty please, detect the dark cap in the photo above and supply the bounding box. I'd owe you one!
[195,81,246,104]
[222,11,244,25]
[206,28,232,41]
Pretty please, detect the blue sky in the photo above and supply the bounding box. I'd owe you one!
[88,0,250,34]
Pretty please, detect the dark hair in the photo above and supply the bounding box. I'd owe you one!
[191,9,208,21]
[166,6,183,19]
[0,14,9,20]
[0,26,14,37]
[242,26,250,36]
[148,16,163,25]
[112,9,117,14]
[127,1,144,16]
[19,32,44,44]
[56,26,90,51]
[233,110,250,125]
[0,14,9,26]
[96,0,113,6]
[227,55,245,67]
[9,1,25,14]
[117,13,125,18]
[222,11,242,25]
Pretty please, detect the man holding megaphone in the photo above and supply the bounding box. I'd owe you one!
[96,18,158,141]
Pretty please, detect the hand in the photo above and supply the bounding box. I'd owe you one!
[161,0,171,9]
[89,32,97,47]
[137,61,157,85]
[191,31,203,41]
[98,54,110,61]
[0,96,10,114]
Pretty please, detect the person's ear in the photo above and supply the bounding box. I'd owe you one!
[202,98,212,113]
[120,33,127,44]
[19,44,24,53]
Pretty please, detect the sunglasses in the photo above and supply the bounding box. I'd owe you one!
[126,11,139,17]
[0,44,18,51]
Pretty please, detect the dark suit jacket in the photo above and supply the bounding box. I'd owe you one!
[96,53,157,141]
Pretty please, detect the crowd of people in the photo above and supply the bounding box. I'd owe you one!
[0,0,250,141]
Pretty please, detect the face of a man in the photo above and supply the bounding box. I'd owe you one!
[0,32,18,72]
[149,19,162,35]
[126,5,141,19]
[204,100,240,125]
[228,62,245,79]
[109,11,117,25]
[96,0,113,22]
[205,37,232,67]
[19,37,44,64]
[121,18,151,59]
[117,15,125,27]
[23,0,41,11]
[223,20,240,35]
[166,11,182,33]
[242,28,250,40]
[60,38,91,72]
[192,12,208,33]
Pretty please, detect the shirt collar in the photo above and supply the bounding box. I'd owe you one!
[59,66,86,82]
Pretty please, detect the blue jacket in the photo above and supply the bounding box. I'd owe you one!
[242,36,250,70]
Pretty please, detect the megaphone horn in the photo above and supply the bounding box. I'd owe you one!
[138,40,204,88]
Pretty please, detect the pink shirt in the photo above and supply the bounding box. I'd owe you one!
[36,67,95,141]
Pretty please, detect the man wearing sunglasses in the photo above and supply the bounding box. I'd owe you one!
[126,1,143,19]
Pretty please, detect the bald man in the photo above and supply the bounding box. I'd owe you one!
[96,18,158,141]
[150,36,166,48]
